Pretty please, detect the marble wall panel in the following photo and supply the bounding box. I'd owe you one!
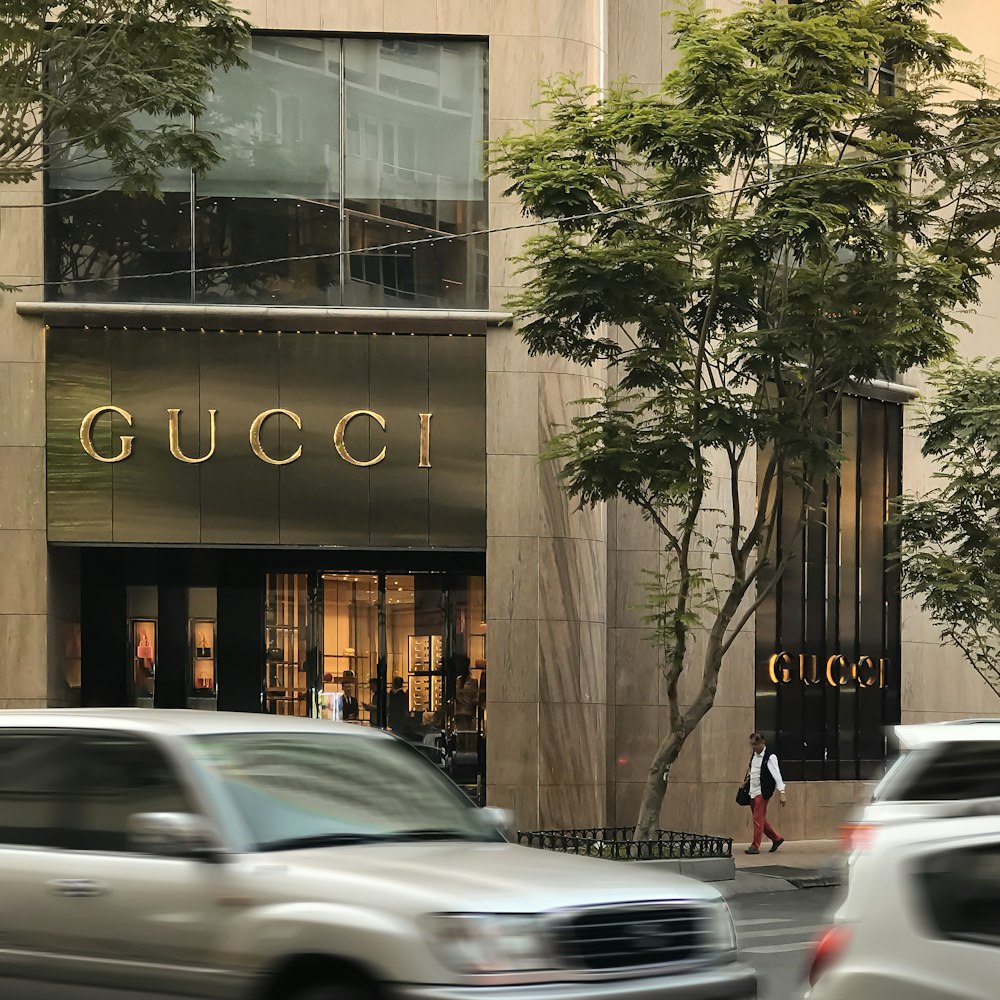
[487,371,540,455]
[539,620,605,704]
[697,705,753,784]
[613,549,659,630]
[0,531,46,615]
[486,535,539,621]
[614,779,644,829]
[488,36,548,120]
[0,447,44,531]
[261,0,323,29]
[488,783,539,829]
[320,0,384,31]
[612,705,659,784]
[0,614,47,699]
[487,455,541,538]
[538,537,607,623]
[487,701,539,786]
[612,0,664,88]
[660,780,703,834]
[438,0,489,36]
[657,710,702,785]
[615,500,661,552]
[0,205,43,279]
[614,628,659,706]
[384,0,438,33]
[485,617,540,704]
[538,702,606,786]
[0,364,44,446]
[538,783,605,829]
[0,301,42,365]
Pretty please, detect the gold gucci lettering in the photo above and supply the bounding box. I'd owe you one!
[333,409,387,467]
[249,409,303,466]
[80,406,134,463]
[167,408,218,464]
[768,651,888,689]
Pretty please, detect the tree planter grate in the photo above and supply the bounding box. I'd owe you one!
[517,826,733,860]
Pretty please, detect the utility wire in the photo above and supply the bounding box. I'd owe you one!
[20,129,1000,291]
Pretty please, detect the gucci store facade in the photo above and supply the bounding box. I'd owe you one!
[45,317,488,795]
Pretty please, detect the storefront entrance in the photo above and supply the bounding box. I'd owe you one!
[78,548,487,800]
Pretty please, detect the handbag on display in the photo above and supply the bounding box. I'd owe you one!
[137,632,154,664]
[195,630,213,659]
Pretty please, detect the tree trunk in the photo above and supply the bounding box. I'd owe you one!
[634,734,684,842]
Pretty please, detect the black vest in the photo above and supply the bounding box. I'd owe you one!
[751,748,777,800]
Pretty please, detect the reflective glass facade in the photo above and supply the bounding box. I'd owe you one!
[46,37,488,308]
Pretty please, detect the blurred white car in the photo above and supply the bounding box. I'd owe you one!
[806,814,1000,999]
[840,721,1000,861]
[0,709,754,1000]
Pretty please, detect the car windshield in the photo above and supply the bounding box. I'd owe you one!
[188,732,494,851]
[873,742,1000,802]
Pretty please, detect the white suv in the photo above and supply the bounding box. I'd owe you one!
[0,709,754,1000]
[806,814,1000,999]
[840,722,1000,860]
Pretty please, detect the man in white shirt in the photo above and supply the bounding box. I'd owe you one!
[746,731,786,855]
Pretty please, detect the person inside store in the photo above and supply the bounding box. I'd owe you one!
[341,670,359,722]
[388,676,411,735]
[454,656,479,732]
[364,677,386,728]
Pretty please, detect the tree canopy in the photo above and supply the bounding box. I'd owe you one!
[491,0,1000,837]
[0,1,249,196]
[898,361,1000,699]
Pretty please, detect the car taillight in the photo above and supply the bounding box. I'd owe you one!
[808,926,852,986]
[839,822,876,854]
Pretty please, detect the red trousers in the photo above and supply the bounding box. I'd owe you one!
[751,794,780,849]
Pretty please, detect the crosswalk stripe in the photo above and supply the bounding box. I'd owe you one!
[742,942,815,955]
[738,924,826,941]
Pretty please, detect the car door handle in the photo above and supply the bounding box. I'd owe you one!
[46,878,108,898]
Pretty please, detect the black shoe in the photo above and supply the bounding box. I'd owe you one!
[769,837,785,853]
[745,847,760,855]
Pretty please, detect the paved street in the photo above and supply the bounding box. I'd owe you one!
[730,887,841,1000]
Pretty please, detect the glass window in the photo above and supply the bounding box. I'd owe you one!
[195,36,341,305]
[0,732,73,848]
[188,731,491,850]
[46,37,488,308]
[343,39,488,309]
[66,734,197,853]
[874,743,1000,802]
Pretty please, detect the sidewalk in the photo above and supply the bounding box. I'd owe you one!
[716,839,846,899]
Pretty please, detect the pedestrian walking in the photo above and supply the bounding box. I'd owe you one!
[743,731,786,855]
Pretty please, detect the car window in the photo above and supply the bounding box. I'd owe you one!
[66,734,198,853]
[0,732,74,848]
[875,742,1000,802]
[189,732,492,850]
[919,843,1000,947]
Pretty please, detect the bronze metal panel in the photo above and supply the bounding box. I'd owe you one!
[111,331,202,543]
[428,336,486,548]
[278,332,371,546]
[46,330,114,542]
[199,332,281,544]
[369,335,431,547]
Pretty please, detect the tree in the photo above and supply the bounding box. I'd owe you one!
[0,1,249,196]
[897,361,1000,699]
[490,0,1000,839]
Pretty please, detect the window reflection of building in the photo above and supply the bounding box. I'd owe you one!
[45,36,488,309]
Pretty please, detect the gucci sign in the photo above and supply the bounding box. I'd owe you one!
[767,652,889,689]
[79,406,434,468]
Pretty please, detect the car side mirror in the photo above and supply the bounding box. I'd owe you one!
[480,806,515,841]
[127,812,225,862]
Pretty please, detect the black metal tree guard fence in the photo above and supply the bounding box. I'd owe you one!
[516,827,733,861]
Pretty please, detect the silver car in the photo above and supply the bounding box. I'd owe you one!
[0,709,754,1000]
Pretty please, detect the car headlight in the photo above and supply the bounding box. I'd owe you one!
[706,902,738,955]
[423,913,554,974]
